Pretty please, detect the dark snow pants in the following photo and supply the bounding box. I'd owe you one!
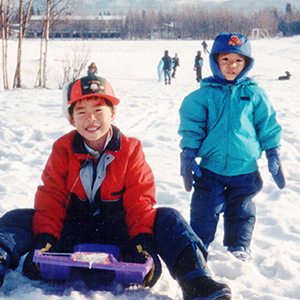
[191,168,263,248]
[164,70,171,84]
[196,67,202,82]
[0,209,35,269]
[0,207,207,278]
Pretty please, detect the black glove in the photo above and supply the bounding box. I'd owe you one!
[22,233,57,280]
[266,147,286,189]
[131,233,162,287]
[180,148,202,192]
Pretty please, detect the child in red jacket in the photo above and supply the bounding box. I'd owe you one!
[0,75,231,300]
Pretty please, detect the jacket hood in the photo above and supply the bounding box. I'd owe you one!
[209,33,254,85]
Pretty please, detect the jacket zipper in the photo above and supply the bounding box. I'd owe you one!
[224,86,233,173]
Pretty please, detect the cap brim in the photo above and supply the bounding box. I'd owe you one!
[68,93,120,106]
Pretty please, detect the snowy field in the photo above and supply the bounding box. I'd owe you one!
[0,36,300,300]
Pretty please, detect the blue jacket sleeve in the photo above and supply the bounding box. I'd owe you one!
[178,90,207,150]
[253,87,282,150]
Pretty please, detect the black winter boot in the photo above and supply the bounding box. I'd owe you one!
[174,243,231,300]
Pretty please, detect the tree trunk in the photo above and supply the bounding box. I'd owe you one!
[3,25,9,89]
[22,0,34,39]
[13,0,34,88]
[1,0,10,89]
[36,26,45,87]
[13,0,23,88]
[42,0,51,88]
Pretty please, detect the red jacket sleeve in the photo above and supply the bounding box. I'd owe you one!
[32,137,71,240]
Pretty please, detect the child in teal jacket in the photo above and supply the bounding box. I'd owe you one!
[178,33,285,261]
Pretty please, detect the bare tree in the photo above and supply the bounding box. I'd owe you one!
[1,0,15,89]
[35,0,78,88]
[55,43,90,88]
[123,4,289,40]
[35,22,45,87]
[13,0,34,88]
[42,0,50,88]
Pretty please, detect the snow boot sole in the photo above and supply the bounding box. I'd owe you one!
[183,287,231,300]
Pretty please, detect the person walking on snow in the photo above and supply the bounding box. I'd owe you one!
[162,50,172,85]
[179,33,285,262]
[194,50,204,83]
[172,53,180,78]
[0,75,231,300]
[202,40,210,54]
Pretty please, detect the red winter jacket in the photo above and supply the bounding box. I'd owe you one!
[32,126,157,241]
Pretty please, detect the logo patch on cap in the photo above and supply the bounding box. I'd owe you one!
[90,82,100,92]
[82,79,105,94]
[228,35,243,46]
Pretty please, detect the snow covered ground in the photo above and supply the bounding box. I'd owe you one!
[0,36,300,300]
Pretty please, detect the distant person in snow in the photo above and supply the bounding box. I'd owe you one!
[0,75,232,300]
[172,53,180,78]
[179,33,285,262]
[162,50,172,85]
[202,40,210,54]
[87,62,98,76]
[194,50,204,82]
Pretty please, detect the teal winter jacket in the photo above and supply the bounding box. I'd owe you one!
[178,78,282,176]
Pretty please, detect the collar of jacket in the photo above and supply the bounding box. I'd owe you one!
[72,125,122,156]
[201,76,257,87]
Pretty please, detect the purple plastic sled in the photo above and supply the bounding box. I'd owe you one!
[33,243,153,284]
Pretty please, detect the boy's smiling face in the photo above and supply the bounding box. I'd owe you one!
[69,97,115,151]
[217,53,246,81]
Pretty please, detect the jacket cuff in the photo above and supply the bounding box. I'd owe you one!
[266,147,279,158]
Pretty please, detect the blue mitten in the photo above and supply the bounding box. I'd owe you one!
[132,233,162,288]
[266,147,286,189]
[180,148,202,192]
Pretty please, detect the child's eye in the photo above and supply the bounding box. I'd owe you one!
[76,110,86,115]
